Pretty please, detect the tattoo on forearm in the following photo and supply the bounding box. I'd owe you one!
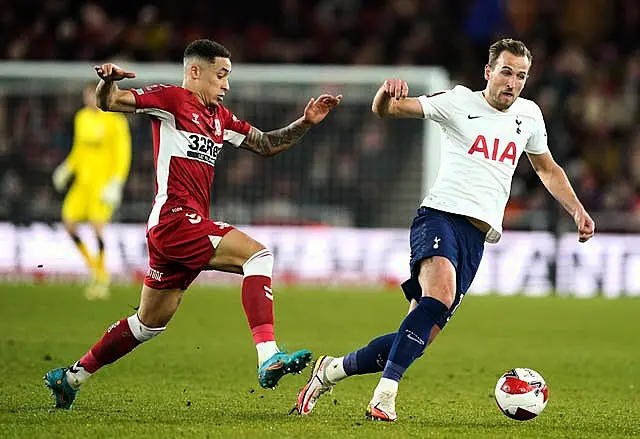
[242,122,310,156]
[96,80,117,109]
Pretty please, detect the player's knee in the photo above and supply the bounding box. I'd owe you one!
[419,286,455,309]
[242,248,274,277]
[417,257,456,308]
[126,313,166,342]
[432,292,455,309]
[419,296,451,328]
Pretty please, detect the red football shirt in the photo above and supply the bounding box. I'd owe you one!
[131,84,251,229]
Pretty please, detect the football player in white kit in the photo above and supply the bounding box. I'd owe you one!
[295,38,595,421]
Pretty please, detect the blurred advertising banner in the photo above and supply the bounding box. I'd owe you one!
[0,222,639,298]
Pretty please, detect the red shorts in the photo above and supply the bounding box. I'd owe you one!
[144,209,235,290]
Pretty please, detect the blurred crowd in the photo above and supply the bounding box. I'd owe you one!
[0,0,639,231]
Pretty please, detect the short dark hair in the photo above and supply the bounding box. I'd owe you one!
[488,38,532,68]
[184,39,231,63]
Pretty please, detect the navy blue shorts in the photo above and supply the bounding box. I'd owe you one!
[401,207,485,328]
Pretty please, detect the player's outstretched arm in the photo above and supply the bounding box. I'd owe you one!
[527,151,595,242]
[372,79,424,119]
[94,63,137,113]
[239,94,342,157]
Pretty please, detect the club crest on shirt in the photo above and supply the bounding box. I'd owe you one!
[214,118,222,136]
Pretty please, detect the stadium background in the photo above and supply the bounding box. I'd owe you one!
[0,0,639,295]
[1,2,639,438]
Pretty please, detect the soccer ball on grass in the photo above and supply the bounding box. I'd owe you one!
[494,368,548,421]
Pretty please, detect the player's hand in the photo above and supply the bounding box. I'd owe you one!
[382,79,409,100]
[101,179,123,208]
[302,94,343,125]
[94,63,136,82]
[52,163,71,192]
[574,208,595,243]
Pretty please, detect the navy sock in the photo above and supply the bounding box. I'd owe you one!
[343,333,396,376]
[382,296,449,382]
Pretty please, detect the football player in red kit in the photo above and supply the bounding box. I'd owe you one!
[44,39,342,409]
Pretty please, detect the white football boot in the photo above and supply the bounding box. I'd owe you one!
[296,355,335,415]
[366,389,398,421]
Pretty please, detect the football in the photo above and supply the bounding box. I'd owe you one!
[494,368,549,421]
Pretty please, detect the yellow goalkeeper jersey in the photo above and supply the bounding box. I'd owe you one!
[64,107,131,187]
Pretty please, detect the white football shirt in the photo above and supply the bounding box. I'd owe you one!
[418,85,549,243]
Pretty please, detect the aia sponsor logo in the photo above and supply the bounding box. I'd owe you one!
[468,135,517,166]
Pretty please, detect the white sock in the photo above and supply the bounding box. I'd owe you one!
[256,341,280,366]
[324,356,348,384]
[65,361,91,390]
[375,377,399,394]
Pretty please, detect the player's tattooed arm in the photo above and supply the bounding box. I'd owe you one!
[239,94,342,156]
[239,121,311,157]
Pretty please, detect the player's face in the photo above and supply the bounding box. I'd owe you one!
[484,51,530,111]
[197,57,232,108]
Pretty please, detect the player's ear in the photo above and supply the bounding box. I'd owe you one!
[484,64,491,81]
[189,63,201,79]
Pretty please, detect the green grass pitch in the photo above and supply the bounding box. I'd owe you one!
[0,282,638,438]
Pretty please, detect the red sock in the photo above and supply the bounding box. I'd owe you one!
[242,275,275,343]
[79,318,141,373]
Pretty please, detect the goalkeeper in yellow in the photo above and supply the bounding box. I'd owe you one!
[52,83,132,299]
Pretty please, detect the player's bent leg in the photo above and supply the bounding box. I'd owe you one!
[207,231,271,351]
[408,299,442,344]
[137,284,184,328]
[296,309,443,416]
[208,229,312,388]
[206,228,264,273]
[44,285,179,409]
[408,299,442,348]
[368,256,456,421]
[417,256,457,309]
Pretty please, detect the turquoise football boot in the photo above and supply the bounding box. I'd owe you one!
[44,367,78,409]
[258,349,312,389]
